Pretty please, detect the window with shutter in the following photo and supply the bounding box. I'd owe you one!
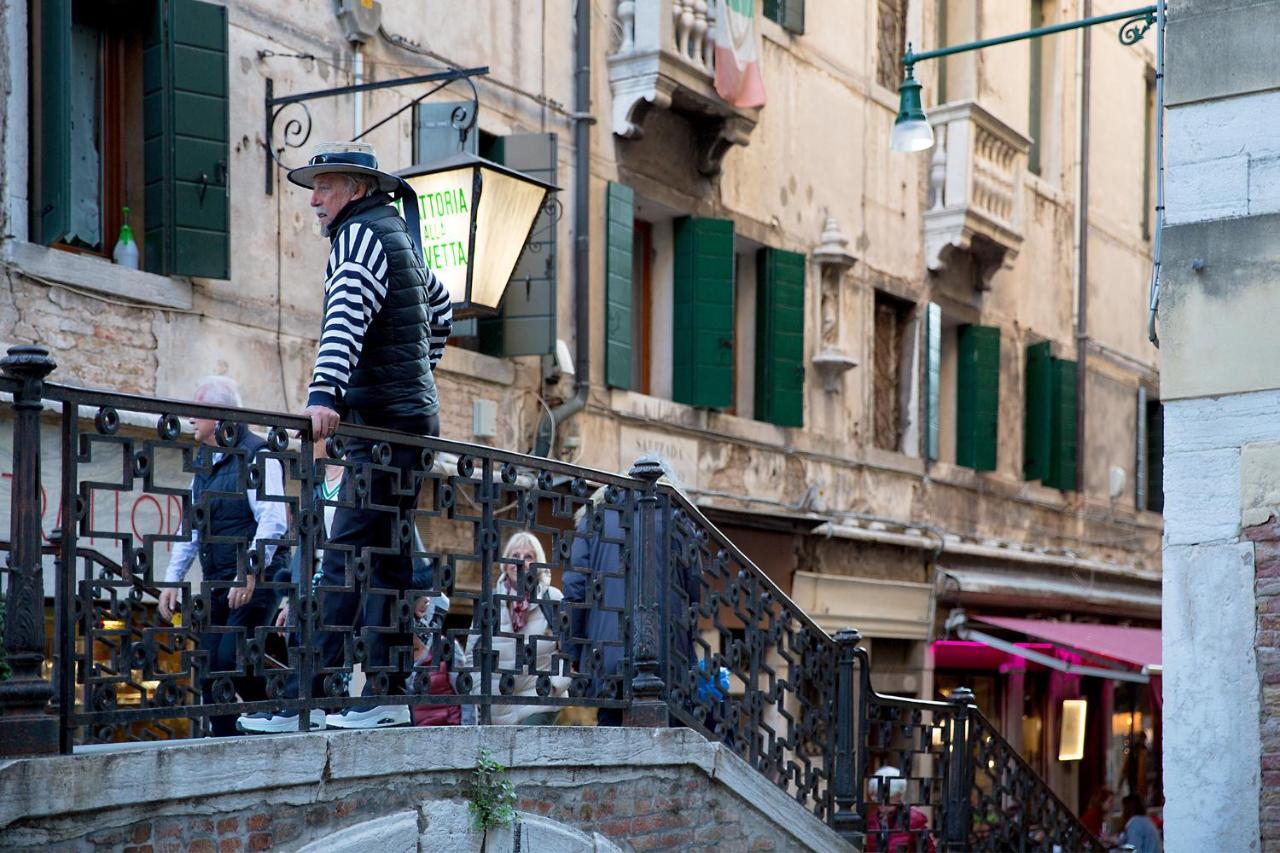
[673,217,735,409]
[1146,399,1164,512]
[1023,341,1053,481]
[1044,357,1078,491]
[956,324,1000,471]
[605,182,635,389]
[755,248,805,427]
[143,0,230,278]
[477,133,557,357]
[764,0,805,34]
[33,1,146,258]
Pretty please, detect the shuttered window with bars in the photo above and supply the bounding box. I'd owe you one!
[1023,341,1078,491]
[754,248,806,428]
[34,0,230,279]
[673,216,736,410]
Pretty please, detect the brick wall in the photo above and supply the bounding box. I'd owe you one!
[1,271,158,395]
[1246,516,1280,850]
[46,774,801,853]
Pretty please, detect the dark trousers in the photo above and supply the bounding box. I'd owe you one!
[289,414,437,701]
[199,581,274,737]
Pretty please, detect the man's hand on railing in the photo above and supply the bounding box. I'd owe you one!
[228,574,256,610]
[157,588,180,622]
[275,599,290,628]
[301,404,340,440]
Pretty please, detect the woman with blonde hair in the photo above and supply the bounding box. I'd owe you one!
[466,531,569,724]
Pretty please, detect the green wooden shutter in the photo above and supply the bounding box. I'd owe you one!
[1023,341,1052,481]
[764,0,805,33]
[673,217,735,409]
[34,0,72,245]
[755,248,806,427]
[604,183,635,389]
[1045,357,1078,491]
[924,303,941,461]
[782,0,806,34]
[477,133,557,356]
[144,0,230,278]
[956,324,1000,471]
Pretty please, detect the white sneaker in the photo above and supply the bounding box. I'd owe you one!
[236,708,326,734]
[325,704,411,729]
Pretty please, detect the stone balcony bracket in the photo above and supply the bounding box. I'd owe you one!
[811,216,859,393]
[924,101,1032,290]
[609,0,759,176]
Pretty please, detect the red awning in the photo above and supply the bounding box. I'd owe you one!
[973,615,1161,669]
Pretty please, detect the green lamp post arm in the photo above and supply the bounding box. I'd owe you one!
[903,4,1158,68]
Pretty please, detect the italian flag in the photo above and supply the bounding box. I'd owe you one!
[713,0,766,108]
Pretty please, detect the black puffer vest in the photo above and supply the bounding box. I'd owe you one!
[193,426,288,580]
[329,193,439,427]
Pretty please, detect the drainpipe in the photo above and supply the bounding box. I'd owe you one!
[535,0,590,457]
[1146,1,1166,345]
[352,42,364,139]
[1074,0,1092,493]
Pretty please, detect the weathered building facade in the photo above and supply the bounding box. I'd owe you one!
[1,0,1160,812]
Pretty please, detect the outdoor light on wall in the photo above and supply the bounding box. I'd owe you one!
[889,5,1161,153]
[1058,698,1088,761]
[398,153,558,316]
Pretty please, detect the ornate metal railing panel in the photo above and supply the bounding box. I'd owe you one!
[0,347,1105,849]
[966,709,1105,853]
[658,488,841,823]
[1,369,638,746]
[857,667,1106,853]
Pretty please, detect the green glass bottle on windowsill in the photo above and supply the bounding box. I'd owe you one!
[112,206,139,270]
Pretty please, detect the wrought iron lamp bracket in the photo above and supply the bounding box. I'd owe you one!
[263,66,490,195]
[901,3,1160,71]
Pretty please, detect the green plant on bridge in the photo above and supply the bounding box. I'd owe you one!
[466,748,517,834]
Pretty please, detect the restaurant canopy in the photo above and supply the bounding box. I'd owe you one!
[946,610,1161,684]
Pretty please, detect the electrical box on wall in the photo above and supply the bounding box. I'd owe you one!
[472,399,498,440]
[335,0,382,43]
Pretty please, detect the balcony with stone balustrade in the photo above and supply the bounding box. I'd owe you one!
[607,0,759,176]
[923,101,1032,290]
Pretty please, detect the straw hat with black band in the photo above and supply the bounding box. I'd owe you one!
[287,142,423,254]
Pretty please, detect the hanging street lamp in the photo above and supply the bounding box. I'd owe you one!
[398,153,558,316]
[889,4,1160,153]
[890,65,934,153]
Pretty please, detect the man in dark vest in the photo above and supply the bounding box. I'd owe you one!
[159,375,290,737]
[239,142,452,733]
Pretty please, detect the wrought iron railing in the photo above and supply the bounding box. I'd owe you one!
[0,345,1102,850]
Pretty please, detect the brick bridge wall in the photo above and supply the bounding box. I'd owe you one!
[0,727,850,853]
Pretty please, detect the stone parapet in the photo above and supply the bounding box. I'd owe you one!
[0,727,852,852]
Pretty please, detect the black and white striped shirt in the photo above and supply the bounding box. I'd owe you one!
[308,222,453,409]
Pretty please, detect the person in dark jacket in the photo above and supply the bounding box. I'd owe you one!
[561,463,700,726]
[158,375,289,737]
[239,142,452,734]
